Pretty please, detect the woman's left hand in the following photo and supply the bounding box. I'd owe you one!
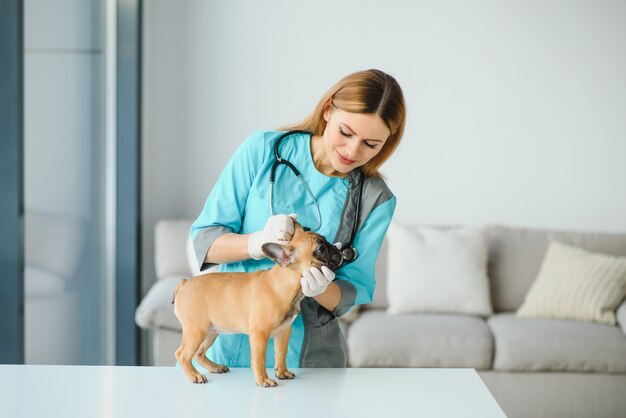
[300,266,335,297]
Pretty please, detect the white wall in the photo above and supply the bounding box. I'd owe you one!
[143,0,626,290]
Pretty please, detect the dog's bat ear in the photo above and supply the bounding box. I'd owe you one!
[262,243,294,268]
[288,214,304,233]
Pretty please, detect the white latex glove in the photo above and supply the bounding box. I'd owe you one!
[248,214,296,260]
[300,266,335,297]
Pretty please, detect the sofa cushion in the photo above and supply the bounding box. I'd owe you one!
[488,313,626,373]
[517,241,626,325]
[135,275,183,332]
[385,223,492,316]
[486,225,626,312]
[346,309,493,369]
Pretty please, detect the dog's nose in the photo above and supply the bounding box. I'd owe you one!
[327,245,343,270]
[312,236,343,270]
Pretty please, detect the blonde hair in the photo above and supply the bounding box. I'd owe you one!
[283,69,406,177]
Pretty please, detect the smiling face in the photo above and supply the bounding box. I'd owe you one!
[321,106,391,176]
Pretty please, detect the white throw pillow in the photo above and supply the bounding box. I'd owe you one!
[517,241,626,325]
[385,223,493,316]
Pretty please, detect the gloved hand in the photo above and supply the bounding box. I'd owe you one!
[248,214,296,260]
[300,266,335,297]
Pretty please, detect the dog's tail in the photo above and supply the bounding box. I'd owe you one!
[171,278,188,304]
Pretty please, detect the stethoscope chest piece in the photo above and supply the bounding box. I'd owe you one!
[329,242,358,269]
[341,246,358,262]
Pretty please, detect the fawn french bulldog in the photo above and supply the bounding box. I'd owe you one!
[172,221,342,387]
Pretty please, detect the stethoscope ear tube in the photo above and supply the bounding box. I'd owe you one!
[270,131,321,231]
[270,159,301,183]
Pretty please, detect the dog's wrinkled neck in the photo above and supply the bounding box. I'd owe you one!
[269,261,311,277]
[264,263,305,304]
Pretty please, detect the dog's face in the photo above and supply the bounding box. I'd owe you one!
[261,221,343,271]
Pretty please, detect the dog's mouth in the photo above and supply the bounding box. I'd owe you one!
[313,238,343,271]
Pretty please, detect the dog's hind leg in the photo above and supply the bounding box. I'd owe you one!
[175,328,208,384]
[193,332,229,374]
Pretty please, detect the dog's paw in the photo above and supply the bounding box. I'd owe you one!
[275,369,295,380]
[209,364,230,374]
[190,373,208,384]
[257,377,278,388]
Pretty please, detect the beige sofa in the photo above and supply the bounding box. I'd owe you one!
[136,220,626,418]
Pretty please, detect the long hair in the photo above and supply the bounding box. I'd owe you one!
[282,69,406,177]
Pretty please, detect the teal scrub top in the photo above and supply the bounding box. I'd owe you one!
[190,130,396,368]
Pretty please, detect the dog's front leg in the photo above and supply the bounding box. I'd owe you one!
[274,326,295,380]
[249,330,277,387]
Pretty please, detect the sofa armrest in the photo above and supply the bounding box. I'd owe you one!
[617,298,626,335]
[135,276,183,332]
[338,305,363,325]
[154,220,194,279]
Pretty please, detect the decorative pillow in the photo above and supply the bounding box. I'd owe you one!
[517,241,626,325]
[385,223,493,316]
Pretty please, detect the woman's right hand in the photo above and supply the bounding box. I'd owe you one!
[248,214,296,260]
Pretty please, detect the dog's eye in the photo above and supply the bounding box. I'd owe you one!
[315,244,325,255]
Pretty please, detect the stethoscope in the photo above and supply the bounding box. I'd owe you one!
[269,130,360,265]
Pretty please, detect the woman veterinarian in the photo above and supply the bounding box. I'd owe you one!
[190,69,406,369]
